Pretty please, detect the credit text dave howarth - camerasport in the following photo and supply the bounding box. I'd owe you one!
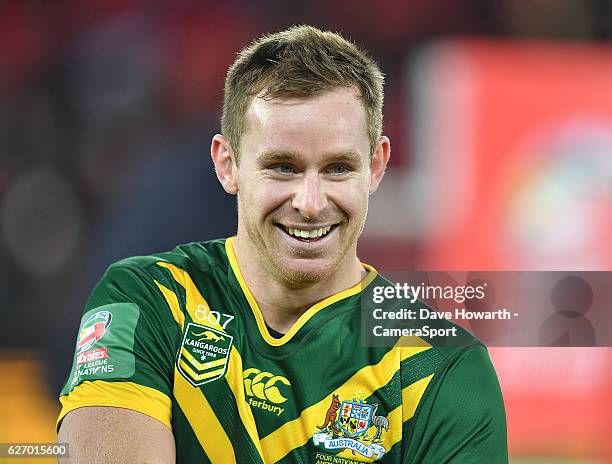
[369,283,513,338]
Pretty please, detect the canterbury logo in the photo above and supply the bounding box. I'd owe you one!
[243,368,291,404]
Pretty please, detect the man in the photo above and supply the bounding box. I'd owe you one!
[57,26,507,463]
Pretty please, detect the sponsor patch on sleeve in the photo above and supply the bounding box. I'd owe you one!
[61,303,140,395]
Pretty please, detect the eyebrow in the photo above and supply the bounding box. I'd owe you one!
[257,151,300,163]
[256,150,363,163]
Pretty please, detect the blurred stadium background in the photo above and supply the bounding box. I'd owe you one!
[1,0,611,462]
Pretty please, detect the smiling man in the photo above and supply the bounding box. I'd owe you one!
[57,26,508,463]
[213,84,387,334]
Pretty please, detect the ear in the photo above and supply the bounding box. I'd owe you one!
[211,134,238,194]
[369,136,391,194]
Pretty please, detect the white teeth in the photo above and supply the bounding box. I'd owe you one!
[286,225,332,239]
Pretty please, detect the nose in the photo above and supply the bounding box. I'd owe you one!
[292,171,328,219]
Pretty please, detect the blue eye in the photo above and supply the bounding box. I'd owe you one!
[329,164,349,175]
[274,164,295,175]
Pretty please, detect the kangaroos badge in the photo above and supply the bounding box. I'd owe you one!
[313,393,389,460]
[177,322,233,386]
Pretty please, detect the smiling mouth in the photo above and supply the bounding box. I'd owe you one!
[278,224,337,242]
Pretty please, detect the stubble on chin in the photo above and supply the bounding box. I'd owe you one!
[240,203,365,289]
[261,242,342,289]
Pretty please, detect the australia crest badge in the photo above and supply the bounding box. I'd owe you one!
[312,393,389,460]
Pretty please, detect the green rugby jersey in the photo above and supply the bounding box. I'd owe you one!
[58,237,508,463]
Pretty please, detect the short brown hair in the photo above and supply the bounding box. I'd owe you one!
[221,25,385,160]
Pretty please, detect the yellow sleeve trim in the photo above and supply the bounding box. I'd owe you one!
[57,380,172,431]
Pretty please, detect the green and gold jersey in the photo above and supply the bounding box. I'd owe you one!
[58,237,508,463]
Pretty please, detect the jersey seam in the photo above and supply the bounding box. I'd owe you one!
[407,340,483,430]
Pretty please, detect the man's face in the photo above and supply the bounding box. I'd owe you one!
[231,87,381,285]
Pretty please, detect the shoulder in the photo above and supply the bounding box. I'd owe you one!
[408,343,508,461]
[109,238,230,276]
[86,238,231,311]
[362,272,493,393]
[362,273,481,351]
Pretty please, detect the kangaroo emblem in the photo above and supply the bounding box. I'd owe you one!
[318,394,341,434]
[193,330,225,342]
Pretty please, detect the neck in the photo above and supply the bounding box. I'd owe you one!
[232,235,365,334]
